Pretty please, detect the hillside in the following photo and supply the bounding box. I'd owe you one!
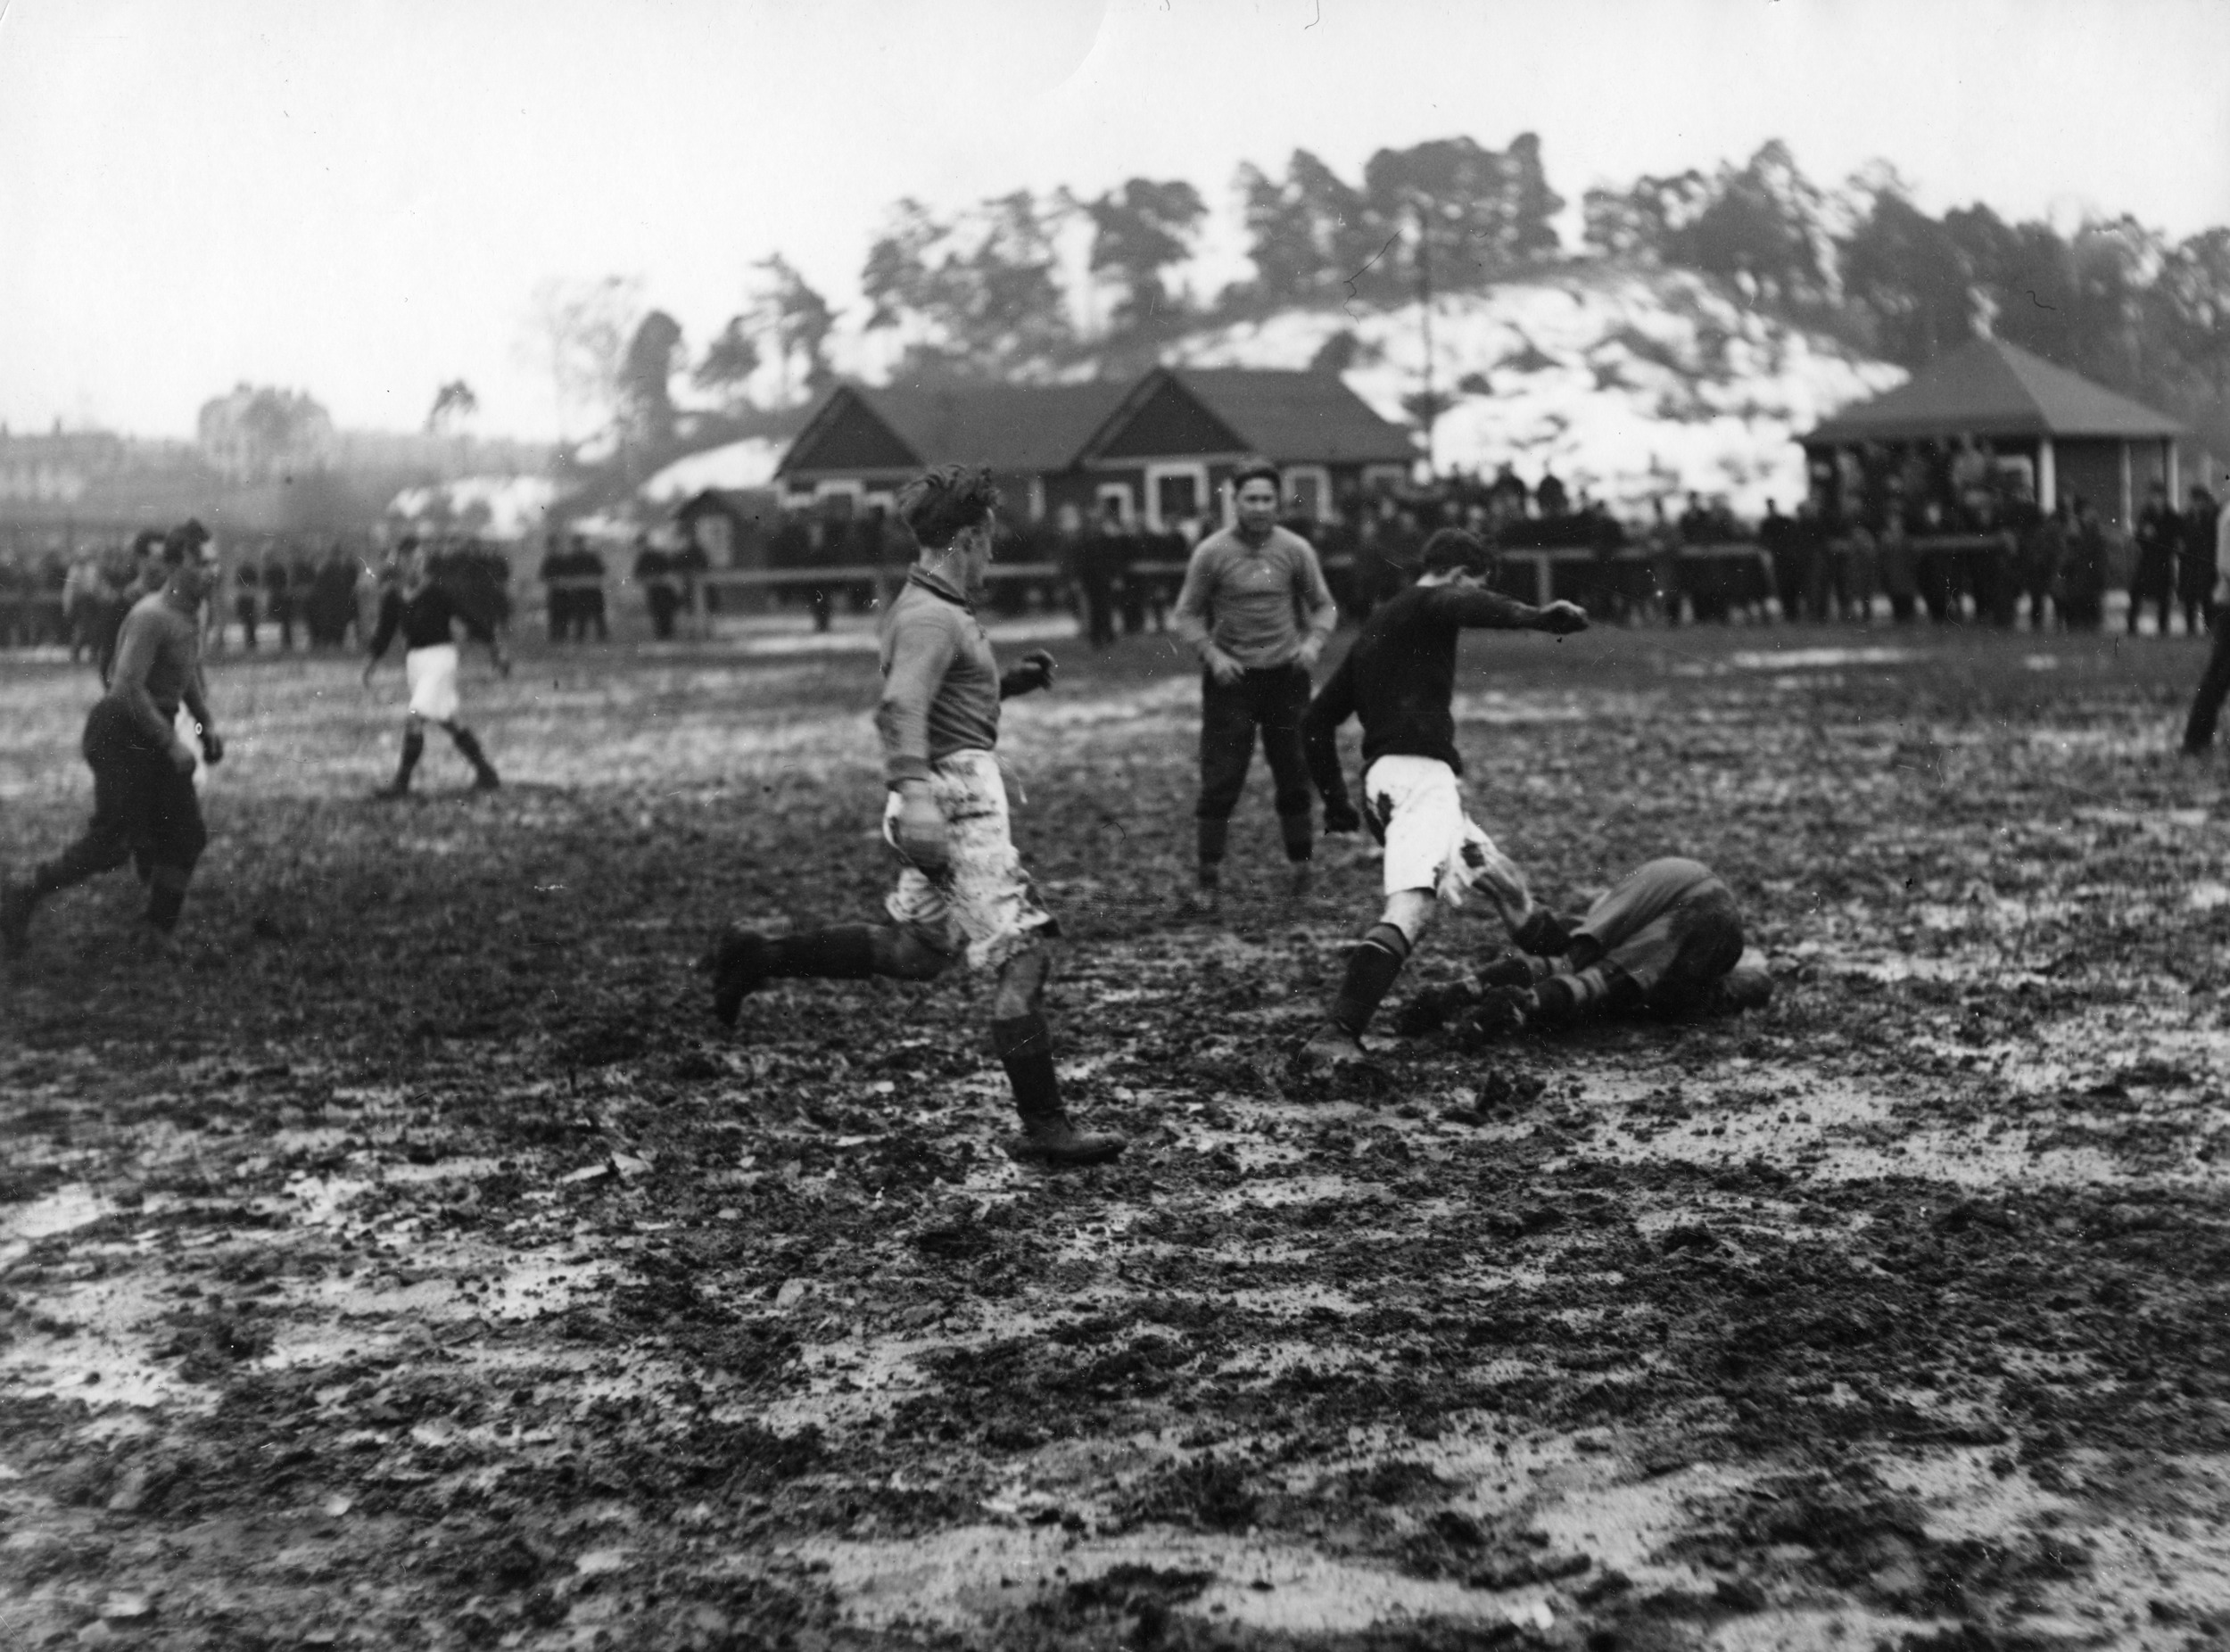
[574,262,1908,526]
[1169,262,1908,516]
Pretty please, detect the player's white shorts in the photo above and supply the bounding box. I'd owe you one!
[405,643,461,723]
[883,748,1055,971]
[1361,754,1534,927]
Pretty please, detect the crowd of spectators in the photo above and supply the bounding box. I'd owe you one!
[5,455,2212,657]
[0,530,524,664]
[515,459,2220,645]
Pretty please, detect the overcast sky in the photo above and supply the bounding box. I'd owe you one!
[4,0,2226,442]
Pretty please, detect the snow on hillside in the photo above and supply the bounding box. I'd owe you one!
[385,475,558,540]
[1169,265,1906,516]
[640,437,785,501]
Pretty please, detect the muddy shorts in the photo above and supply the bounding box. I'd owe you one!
[1361,755,1534,929]
[883,748,1056,971]
[406,643,461,723]
[64,698,208,877]
[1576,858,1745,1012]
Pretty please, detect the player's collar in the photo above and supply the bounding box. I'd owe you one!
[906,565,974,611]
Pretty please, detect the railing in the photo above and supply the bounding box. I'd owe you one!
[552,542,1778,621]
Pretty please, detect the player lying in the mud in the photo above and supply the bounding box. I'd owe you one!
[1394,855,1774,1045]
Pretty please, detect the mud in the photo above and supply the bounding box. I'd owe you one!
[4,623,2230,1649]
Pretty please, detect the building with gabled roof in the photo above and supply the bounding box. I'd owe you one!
[773,381,1131,522]
[1802,337,2185,529]
[772,368,1417,533]
[1070,366,1416,532]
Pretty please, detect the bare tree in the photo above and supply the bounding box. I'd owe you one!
[516,277,644,442]
[426,380,479,434]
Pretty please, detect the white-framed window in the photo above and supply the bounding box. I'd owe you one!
[863,489,896,516]
[1361,463,1408,495]
[1094,483,1134,527]
[1281,465,1333,523]
[1145,461,1209,533]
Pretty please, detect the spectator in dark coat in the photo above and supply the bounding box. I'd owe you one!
[2181,486,2220,636]
[231,552,261,650]
[2131,481,2179,636]
[2022,504,2068,632]
[539,535,570,642]
[634,539,680,640]
[2057,498,2108,632]
[262,549,296,650]
[1758,498,1799,622]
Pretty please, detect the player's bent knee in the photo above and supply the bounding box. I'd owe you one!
[1381,889,1436,945]
[993,941,1055,1020]
[882,928,955,980]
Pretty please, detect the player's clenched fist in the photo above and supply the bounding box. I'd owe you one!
[1000,649,1057,698]
[1535,600,1589,635]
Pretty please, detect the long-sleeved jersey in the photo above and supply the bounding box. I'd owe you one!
[1302,582,1549,815]
[1170,525,1338,670]
[875,567,1002,787]
[367,582,491,660]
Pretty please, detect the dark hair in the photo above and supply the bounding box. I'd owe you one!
[898,464,1001,549]
[1419,527,1492,576]
[1230,459,1280,496]
[130,529,164,558]
[161,518,211,564]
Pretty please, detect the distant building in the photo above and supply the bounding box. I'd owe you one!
[772,368,1416,531]
[673,487,780,569]
[774,381,1129,523]
[0,428,126,505]
[197,384,336,483]
[1067,366,1416,531]
[1802,337,2185,532]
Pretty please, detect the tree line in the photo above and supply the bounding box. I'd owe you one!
[524,132,2230,464]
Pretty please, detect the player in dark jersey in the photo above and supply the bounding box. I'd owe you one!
[1297,527,1588,1070]
[3,523,226,959]
[361,537,508,797]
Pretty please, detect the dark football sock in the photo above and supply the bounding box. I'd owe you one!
[394,729,425,789]
[768,924,880,979]
[1534,965,1639,1024]
[1329,922,1411,1037]
[990,1012,1061,1119]
[1278,811,1314,864]
[1195,817,1229,883]
[450,727,495,779]
[146,884,186,933]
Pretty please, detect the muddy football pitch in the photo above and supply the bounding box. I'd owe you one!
[5,617,2230,1651]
